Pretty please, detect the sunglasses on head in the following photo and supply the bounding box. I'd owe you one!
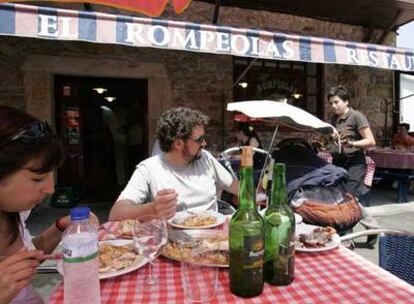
[187,134,207,144]
[0,121,52,148]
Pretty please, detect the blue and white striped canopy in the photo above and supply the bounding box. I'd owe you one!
[1,2,413,72]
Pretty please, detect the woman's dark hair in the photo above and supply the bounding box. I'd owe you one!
[327,85,350,102]
[236,122,260,141]
[0,106,65,244]
[399,123,410,132]
[156,107,209,152]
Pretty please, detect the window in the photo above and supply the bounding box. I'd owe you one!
[397,72,414,130]
[233,58,323,117]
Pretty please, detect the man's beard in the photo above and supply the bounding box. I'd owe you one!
[183,144,203,163]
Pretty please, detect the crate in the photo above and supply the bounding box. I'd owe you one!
[51,186,78,208]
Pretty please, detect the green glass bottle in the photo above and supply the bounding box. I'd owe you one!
[229,146,265,298]
[263,162,295,286]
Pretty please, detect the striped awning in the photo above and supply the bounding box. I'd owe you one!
[1,2,413,72]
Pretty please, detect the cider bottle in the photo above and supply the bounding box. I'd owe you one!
[229,146,265,298]
[263,163,295,285]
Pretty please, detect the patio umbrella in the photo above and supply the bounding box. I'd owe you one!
[227,100,338,136]
[225,100,341,194]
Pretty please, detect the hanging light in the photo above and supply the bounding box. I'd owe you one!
[93,87,108,94]
[292,93,302,99]
[238,82,248,88]
[104,96,116,102]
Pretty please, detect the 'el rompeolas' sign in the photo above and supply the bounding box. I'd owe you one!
[1,3,413,72]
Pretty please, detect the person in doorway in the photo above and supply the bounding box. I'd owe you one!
[0,106,98,303]
[328,85,376,197]
[392,123,414,150]
[125,103,145,175]
[101,105,128,186]
[109,107,239,221]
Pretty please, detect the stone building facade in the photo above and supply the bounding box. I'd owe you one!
[0,1,394,151]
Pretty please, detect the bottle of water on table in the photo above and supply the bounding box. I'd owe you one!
[62,207,101,304]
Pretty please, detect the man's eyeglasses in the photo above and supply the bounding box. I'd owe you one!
[187,134,207,144]
[0,121,52,148]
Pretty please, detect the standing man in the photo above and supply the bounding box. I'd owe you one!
[109,107,239,221]
[328,85,376,198]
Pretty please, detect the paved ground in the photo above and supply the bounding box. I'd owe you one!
[351,185,414,263]
[28,183,414,302]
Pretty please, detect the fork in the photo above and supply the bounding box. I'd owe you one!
[179,202,198,216]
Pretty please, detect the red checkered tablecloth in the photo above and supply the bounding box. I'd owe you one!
[49,222,414,304]
[368,148,414,170]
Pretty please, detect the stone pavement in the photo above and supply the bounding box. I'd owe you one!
[351,186,414,264]
[28,186,414,302]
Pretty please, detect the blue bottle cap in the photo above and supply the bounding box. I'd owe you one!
[70,207,90,221]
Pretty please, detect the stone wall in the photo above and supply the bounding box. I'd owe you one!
[0,1,395,151]
[324,65,394,146]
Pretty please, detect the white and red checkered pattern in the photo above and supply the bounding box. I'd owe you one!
[50,222,414,304]
[364,156,375,187]
[368,148,414,170]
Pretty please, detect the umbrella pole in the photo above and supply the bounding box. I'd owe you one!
[256,122,279,210]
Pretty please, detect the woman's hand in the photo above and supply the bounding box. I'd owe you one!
[0,249,43,304]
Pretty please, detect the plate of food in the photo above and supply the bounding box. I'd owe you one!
[58,239,147,279]
[115,219,135,239]
[168,210,225,229]
[162,229,229,267]
[294,224,340,253]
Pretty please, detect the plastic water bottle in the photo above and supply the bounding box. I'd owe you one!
[62,207,101,304]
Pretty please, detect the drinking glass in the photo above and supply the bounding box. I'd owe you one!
[179,236,218,303]
[133,215,168,285]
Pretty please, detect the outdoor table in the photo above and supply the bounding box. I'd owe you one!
[367,148,414,202]
[49,222,414,303]
[368,148,414,170]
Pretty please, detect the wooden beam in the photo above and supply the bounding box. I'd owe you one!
[212,0,221,24]
[376,9,402,44]
[232,58,258,88]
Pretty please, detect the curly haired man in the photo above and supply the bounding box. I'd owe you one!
[110,107,239,220]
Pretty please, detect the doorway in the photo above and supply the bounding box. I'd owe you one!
[54,75,148,202]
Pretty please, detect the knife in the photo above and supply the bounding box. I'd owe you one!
[168,229,193,242]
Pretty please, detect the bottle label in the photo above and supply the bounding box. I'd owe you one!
[63,251,98,263]
[62,233,98,262]
[243,235,264,269]
[273,242,295,279]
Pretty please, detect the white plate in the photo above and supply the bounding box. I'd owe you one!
[58,239,148,280]
[168,211,225,229]
[259,209,303,224]
[295,223,340,253]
